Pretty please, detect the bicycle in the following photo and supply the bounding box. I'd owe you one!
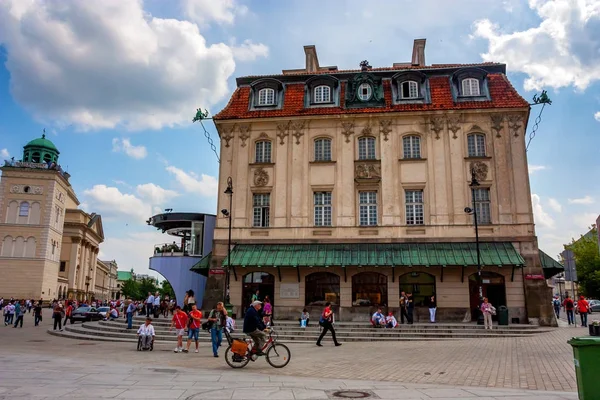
[224,326,291,369]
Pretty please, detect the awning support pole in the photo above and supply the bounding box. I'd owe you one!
[232,266,237,281]
[296,267,300,283]
[277,266,282,282]
[511,265,515,282]
[392,266,395,283]
[344,267,347,283]
[441,266,444,282]
[461,265,465,283]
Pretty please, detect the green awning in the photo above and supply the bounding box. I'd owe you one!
[222,243,525,268]
[190,252,212,276]
[539,249,564,279]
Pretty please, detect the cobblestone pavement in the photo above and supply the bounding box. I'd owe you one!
[0,310,584,398]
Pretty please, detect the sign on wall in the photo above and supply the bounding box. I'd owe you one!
[280,283,300,299]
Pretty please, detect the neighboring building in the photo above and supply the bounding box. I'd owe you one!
[147,212,216,306]
[0,134,108,301]
[207,40,557,325]
[116,270,133,299]
[95,260,118,301]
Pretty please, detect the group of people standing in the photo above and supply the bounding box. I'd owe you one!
[554,294,591,327]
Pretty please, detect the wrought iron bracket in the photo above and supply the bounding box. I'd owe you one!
[232,266,237,281]
[277,266,282,282]
[296,266,300,283]
[511,265,516,282]
[461,265,465,283]
[441,266,444,283]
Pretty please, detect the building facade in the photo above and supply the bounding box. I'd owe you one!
[0,135,107,301]
[207,40,556,325]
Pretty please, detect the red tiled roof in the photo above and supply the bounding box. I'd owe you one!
[214,74,529,120]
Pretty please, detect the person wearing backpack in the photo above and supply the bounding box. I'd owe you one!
[552,296,561,318]
[563,295,575,325]
[207,302,227,358]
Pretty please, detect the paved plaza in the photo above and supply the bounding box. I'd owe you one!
[0,310,585,399]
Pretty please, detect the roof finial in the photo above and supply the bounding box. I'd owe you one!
[360,60,371,71]
[42,128,46,139]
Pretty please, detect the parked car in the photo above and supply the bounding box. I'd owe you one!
[588,300,600,313]
[97,306,110,318]
[70,307,103,324]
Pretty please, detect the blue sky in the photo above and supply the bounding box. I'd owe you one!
[1,0,599,276]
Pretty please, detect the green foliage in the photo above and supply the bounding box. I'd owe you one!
[120,277,161,300]
[160,280,176,301]
[120,279,140,300]
[138,278,158,298]
[566,226,600,298]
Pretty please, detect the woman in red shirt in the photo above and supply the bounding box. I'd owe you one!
[316,302,341,347]
[577,296,590,327]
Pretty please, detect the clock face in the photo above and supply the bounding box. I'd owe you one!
[357,83,372,101]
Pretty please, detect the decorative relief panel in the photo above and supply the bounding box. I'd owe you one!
[276,121,290,145]
[507,114,523,137]
[10,185,43,195]
[238,124,251,147]
[446,115,462,139]
[253,167,269,187]
[469,160,489,182]
[341,121,355,143]
[220,124,236,147]
[429,116,445,139]
[361,123,373,136]
[379,119,392,141]
[490,114,505,138]
[354,161,381,183]
[290,120,306,145]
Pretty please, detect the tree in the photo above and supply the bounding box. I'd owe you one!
[566,226,600,298]
[160,280,176,300]
[138,278,158,298]
[121,279,140,300]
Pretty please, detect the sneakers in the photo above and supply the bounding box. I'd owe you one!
[335,343,342,347]
[213,354,219,358]
[174,348,179,353]
[182,349,189,353]
[194,349,199,353]
[316,343,323,347]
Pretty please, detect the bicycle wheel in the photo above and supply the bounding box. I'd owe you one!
[266,343,291,368]
[224,346,250,369]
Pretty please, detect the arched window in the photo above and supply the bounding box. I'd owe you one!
[305,272,340,306]
[467,133,486,157]
[314,85,331,103]
[352,272,387,306]
[1,236,13,257]
[31,152,41,163]
[358,137,376,160]
[402,135,421,159]
[25,237,36,258]
[19,202,30,217]
[357,83,372,101]
[399,272,436,307]
[314,138,332,161]
[43,153,52,163]
[255,140,272,163]
[257,88,275,106]
[400,80,419,99]
[462,78,480,96]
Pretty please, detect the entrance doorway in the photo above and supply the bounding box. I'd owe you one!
[468,271,506,321]
[242,272,275,315]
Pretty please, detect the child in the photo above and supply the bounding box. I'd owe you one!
[169,306,188,353]
[137,317,155,350]
[299,308,310,328]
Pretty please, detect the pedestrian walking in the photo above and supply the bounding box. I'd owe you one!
[399,292,409,324]
[316,302,341,347]
[33,302,43,326]
[63,302,73,326]
[169,306,188,353]
[577,296,590,327]
[183,304,202,353]
[52,303,63,331]
[480,297,496,330]
[208,302,227,357]
[552,296,561,318]
[429,295,437,323]
[4,301,15,326]
[13,301,25,328]
[563,295,575,325]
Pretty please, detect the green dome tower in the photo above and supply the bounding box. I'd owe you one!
[23,133,60,163]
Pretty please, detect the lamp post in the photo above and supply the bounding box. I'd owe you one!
[464,167,484,325]
[223,177,233,307]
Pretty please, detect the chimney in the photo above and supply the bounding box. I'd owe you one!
[304,45,320,73]
[411,39,426,67]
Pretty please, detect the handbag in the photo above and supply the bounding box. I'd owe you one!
[201,321,213,331]
[231,339,247,356]
[490,306,497,316]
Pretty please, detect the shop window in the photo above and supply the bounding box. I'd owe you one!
[352,272,387,306]
[398,272,436,307]
[305,272,340,306]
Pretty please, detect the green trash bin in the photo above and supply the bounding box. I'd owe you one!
[497,305,509,325]
[568,336,600,399]
[224,303,234,319]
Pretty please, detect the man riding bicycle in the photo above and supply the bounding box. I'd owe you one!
[243,300,267,355]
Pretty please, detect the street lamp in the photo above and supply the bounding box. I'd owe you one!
[223,177,234,306]
[464,167,484,325]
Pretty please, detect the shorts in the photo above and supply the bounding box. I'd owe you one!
[175,328,185,337]
[188,328,199,341]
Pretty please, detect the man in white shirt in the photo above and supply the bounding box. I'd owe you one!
[137,317,155,350]
[153,292,161,317]
[145,292,154,317]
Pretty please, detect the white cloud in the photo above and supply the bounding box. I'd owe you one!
[573,213,598,230]
[0,0,267,130]
[166,165,217,198]
[182,0,248,26]
[595,111,600,122]
[98,231,166,277]
[83,184,151,222]
[532,194,555,229]
[136,183,179,206]
[231,40,270,61]
[472,0,600,90]
[568,196,595,205]
[528,164,547,174]
[112,138,147,160]
[0,148,9,159]
[547,198,562,213]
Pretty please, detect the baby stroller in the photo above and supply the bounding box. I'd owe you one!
[137,335,154,351]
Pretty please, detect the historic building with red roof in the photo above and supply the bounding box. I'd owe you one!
[206,39,556,326]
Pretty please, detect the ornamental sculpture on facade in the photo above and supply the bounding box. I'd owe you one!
[238,124,251,147]
[341,121,355,143]
[10,185,43,195]
[490,114,505,138]
[429,116,445,139]
[470,160,489,182]
[253,167,269,187]
[379,119,392,141]
[220,124,235,147]
[507,114,523,137]
[446,115,461,139]
[355,163,381,180]
[276,121,290,145]
[290,120,306,145]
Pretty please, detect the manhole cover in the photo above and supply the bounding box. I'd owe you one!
[27,340,47,343]
[151,368,178,374]
[76,343,96,345]
[331,390,374,399]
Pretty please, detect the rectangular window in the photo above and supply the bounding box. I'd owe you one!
[467,134,486,157]
[359,191,377,226]
[358,137,376,160]
[255,141,272,163]
[405,190,424,225]
[19,202,29,217]
[60,261,66,272]
[314,192,332,226]
[253,194,270,227]
[402,136,421,159]
[314,139,332,161]
[473,188,491,224]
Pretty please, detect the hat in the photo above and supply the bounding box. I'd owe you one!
[251,300,262,306]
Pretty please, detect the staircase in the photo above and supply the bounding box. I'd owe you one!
[48,315,551,343]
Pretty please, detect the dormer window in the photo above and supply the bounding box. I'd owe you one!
[400,81,419,99]
[462,78,480,96]
[258,88,275,106]
[358,83,372,101]
[314,85,331,103]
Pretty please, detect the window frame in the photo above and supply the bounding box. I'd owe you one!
[472,188,491,225]
[257,88,276,106]
[405,190,424,225]
[402,135,421,159]
[357,83,373,101]
[467,133,486,157]
[313,192,332,227]
[255,140,272,163]
[352,272,388,307]
[358,191,378,226]
[314,138,332,162]
[400,80,419,99]
[461,78,481,97]
[358,137,376,160]
[313,85,331,104]
[19,202,30,217]
[252,193,271,228]
[305,272,340,306]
